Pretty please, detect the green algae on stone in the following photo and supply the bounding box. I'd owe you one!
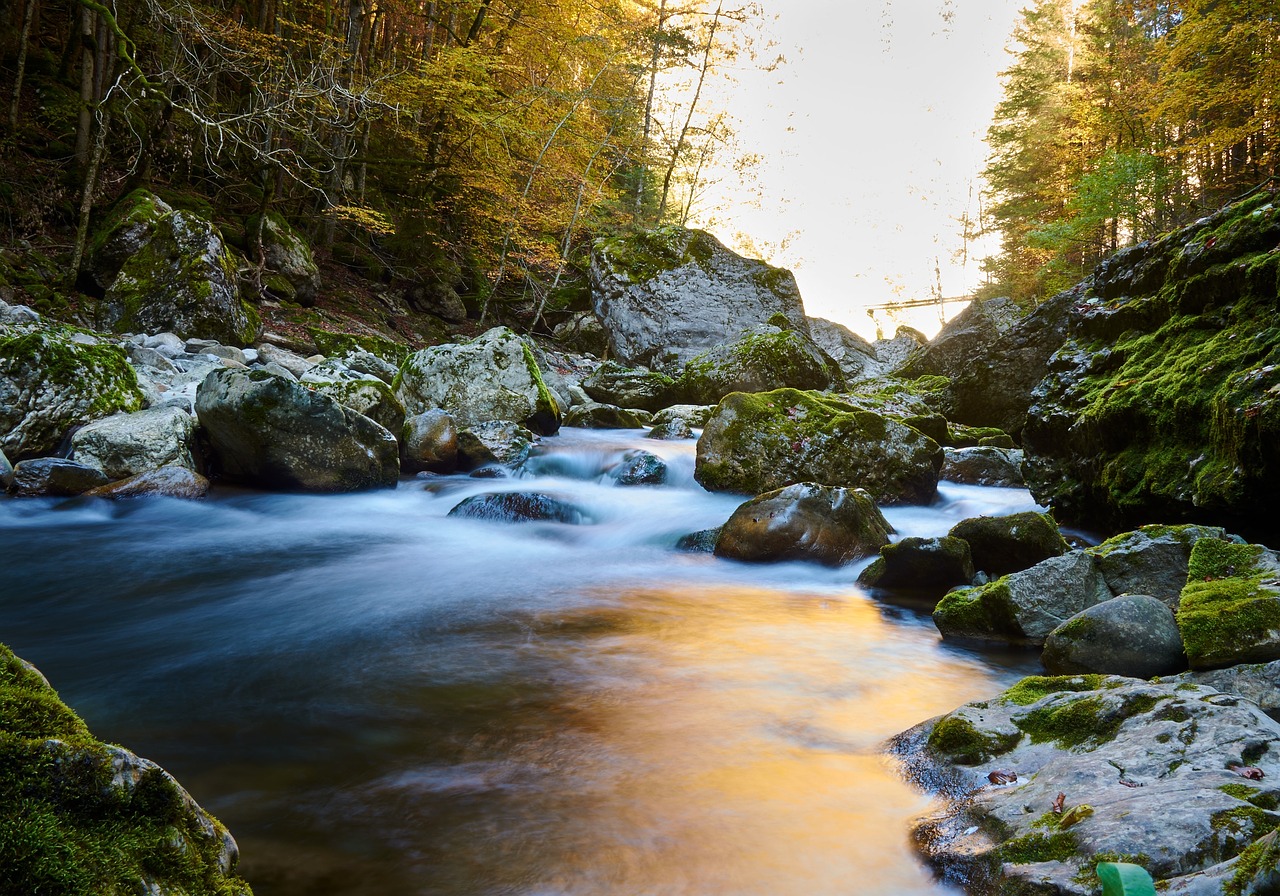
[1002,674,1113,707]
[926,715,1022,765]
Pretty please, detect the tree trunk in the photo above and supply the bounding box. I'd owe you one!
[8,0,38,131]
[634,0,667,220]
[658,1,720,222]
[75,6,97,171]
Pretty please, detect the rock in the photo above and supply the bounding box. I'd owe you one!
[0,298,40,326]
[590,225,807,369]
[0,643,251,895]
[677,326,842,405]
[933,551,1113,645]
[260,361,298,382]
[195,367,399,492]
[396,327,562,435]
[199,344,247,364]
[807,317,879,381]
[246,211,321,305]
[714,483,892,566]
[609,449,667,486]
[92,190,260,345]
[651,404,714,427]
[695,389,942,505]
[447,492,585,524]
[948,511,1070,578]
[256,342,315,378]
[1042,594,1186,677]
[82,464,211,499]
[869,326,928,374]
[552,310,610,357]
[563,402,651,429]
[1177,539,1280,670]
[899,296,1026,384]
[945,423,1018,448]
[141,332,186,358]
[940,447,1026,487]
[837,374,952,420]
[335,348,400,385]
[125,342,178,373]
[1021,194,1280,538]
[1168,661,1280,718]
[12,457,111,496]
[0,327,143,460]
[311,377,406,441]
[456,421,534,469]
[676,527,722,553]
[581,361,678,411]
[0,447,12,489]
[402,409,458,474]
[891,675,1280,894]
[70,405,198,478]
[647,419,693,440]
[901,413,948,446]
[857,536,975,597]
[1085,524,1232,609]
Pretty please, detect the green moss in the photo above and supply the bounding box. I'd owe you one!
[997,831,1080,864]
[1226,825,1280,896]
[933,580,1022,640]
[1177,540,1280,668]
[596,225,714,282]
[1003,675,1110,706]
[307,328,411,366]
[927,715,1022,765]
[1013,691,1161,749]
[1054,614,1099,640]
[1219,783,1280,810]
[1187,540,1266,582]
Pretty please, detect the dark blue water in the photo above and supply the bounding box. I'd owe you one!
[0,428,1041,895]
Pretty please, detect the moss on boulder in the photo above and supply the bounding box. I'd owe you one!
[1177,539,1280,670]
[948,511,1070,578]
[676,327,843,405]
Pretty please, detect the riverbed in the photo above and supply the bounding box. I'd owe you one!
[0,427,1043,895]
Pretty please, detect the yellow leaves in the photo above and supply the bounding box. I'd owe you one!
[328,205,396,235]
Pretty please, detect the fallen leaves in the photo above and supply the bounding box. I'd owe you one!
[1052,792,1066,814]
[988,769,1018,785]
[1229,764,1265,780]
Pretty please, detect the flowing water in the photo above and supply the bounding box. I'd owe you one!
[0,427,1044,896]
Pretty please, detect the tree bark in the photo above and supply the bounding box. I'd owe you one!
[8,0,38,131]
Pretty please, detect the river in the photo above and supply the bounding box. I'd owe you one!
[0,427,1043,895]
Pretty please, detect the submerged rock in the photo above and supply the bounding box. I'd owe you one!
[448,492,585,524]
[695,389,942,505]
[609,449,667,486]
[1041,594,1186,677]
[714,483,892,566]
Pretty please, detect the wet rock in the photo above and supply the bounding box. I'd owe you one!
[397,327,562,435]
[590,225,807,369]
[933,551,1113,646]
[82,464,211,499]
[609,449,667,486]
[651,404,714,427]
[456,421,534,469]
[563,402,651,429]
[1085,524,1232,609]
[807,317,879,381]
[948,511,1070,578]
[402,409,458,474]
[0,326,143,460]
[12,457,111,496]
[940,446,1025,487]
[858,536,975,597]
[582,361,679,412]
[695,389,942,505]
[714,482,892,566]
[676,527,722,553]
[1177,539,1280,670]
[1168,661,1280,719]
[892,675,1280,893]
[70,405,198,478]
[1042,594,1186,677]
[311,377,406,441]
[447,492,585,524]
[195,367,399,492]
[677,326,842,406]
[647,419,693,440]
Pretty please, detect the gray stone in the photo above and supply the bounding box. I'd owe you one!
[806,317,879,381]
[402,410,458,474]
[447,492,585,524]
[590,225,808,370]
[857,536,975,597]
[1086,524,1231,609]
[899,296,1025,384]
[1042,594,1186,677]
[397,327,562,435]
[0,299,40,326]
[83,464,211,499]
[647,419,693,440]
[142,332,186,358]
[255,343,314,378]
[337,348,399,385]
[311,377,406,442]
[552,311,609,357]
[126,343,178,373]
[582,362,678,412]
[0,447,12,489]
[677,326,842,405]
[70,405,198,478]
[610,449,667,486]
[651,404,714,427]
[259,362,298,382]
[195,367,399,492]
[869,326,928,374]
[456,421,534,470]
[948,511,1070,579]
[563,402,651,429]
[1168,661,1280,718]
[940,446,1026,487]
[12,457,110,496]
[199,344,247,364]
[1177,540,1280,670]
[892,676,1280,893]
[933,550,1114,645]
[714,483,892,566]
[676,527,721,553]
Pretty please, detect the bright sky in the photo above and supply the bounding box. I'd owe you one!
[684,0,1025,340]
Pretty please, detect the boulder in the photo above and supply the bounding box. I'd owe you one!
[335,348,400,385]
[456,421,534,469]
[651,404,714,427]
[694,389,942,505]
[590,225,807,369]
[892,675,1280,894]
[932,551,1113,645]
[647,419,693,440]
[11,457,110,496]
[948,511,1070,578]
[837,375,952,420]
[677,326,842,405]
[1168,661,1280,718]
[246,211,321,305]
[899,295,1025,384]
[945,423,1017,448]
[0,326,143,460]
[940,447,1026,487]
[0,447,12,489]
[195,367,399,492]
[396,327,562,435]
[1042,594,1186,677]
[806,317,879,382]
[552,311,610,357]
[70,405,198,478]
[857,536,975,597]
[0,643,251,895]
[402,409,458,473]
[310,377,406,441]
[82,464,211,499]
[92,190,260,346]
[447,492,585,524]
[1085,524,1232,609]
[1177,539,1280,670]
[676,527,721,553]
[869,326,928,374]
[609,449,667,486]
[582,361,678,412]
[563,402,651,429]
[1021,194,1280,539]
[714,483,892,566]
[256,342,314,378]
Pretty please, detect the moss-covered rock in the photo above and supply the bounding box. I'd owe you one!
[676,327,843,405]
[948,511,1070,578]
[246,211,321,305]
[857,535,975,597]
[564,402,651,429]
[309,377,406,442]
[581,361,678,412]
[1085,523,1232,608]
[1042,594,1186,677]
[714,482,892,566]
[694,388,942,504]
[0,325,143,460]
[1177,539,1280,670]
[306,328,411,368]
[0,641,252,895]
